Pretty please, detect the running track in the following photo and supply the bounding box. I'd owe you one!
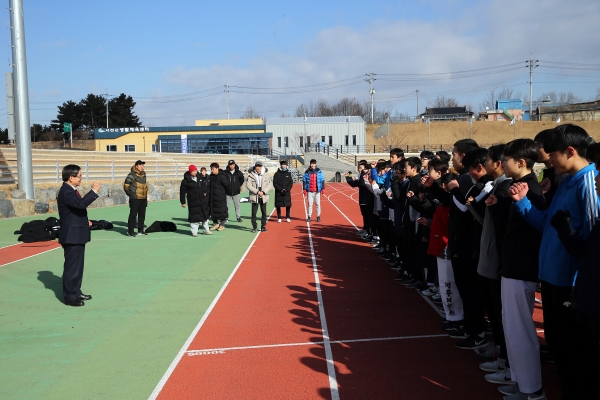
[151,183,502,399]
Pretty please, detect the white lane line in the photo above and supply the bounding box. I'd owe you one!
[325,187,445,318]
[0,246,60,269]
[302,192,340,400]
[0,242,23,250]
[185,333,449,355]
[148,209,275,400]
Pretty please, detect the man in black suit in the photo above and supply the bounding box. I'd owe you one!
[57,164,100,307]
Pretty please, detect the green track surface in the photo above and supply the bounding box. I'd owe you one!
[0,199,260,399]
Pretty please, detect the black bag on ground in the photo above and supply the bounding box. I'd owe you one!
[15,217,60,243]
[145,221,177,233]
[90,220,114,230]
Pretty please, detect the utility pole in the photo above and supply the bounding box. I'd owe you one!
[105,90,110,128]
[225,82,230,119]
[416,90,419,120]
[526,55,539,121]
[9,0,34,199]
[365,72,376,124]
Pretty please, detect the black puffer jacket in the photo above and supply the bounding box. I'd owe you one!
[180,171,211,223]
[273,167,294,207]
[209,170,231,220]
[225,165,245,196]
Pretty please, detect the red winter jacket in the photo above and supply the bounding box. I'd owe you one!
[428,204,449,258]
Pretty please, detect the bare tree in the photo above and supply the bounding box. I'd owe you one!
[240,106,261,119]
[279,111,291,118]
[431,95,460,108]
[596,87,600,100]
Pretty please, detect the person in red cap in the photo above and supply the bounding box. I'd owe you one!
[180,165,211,236]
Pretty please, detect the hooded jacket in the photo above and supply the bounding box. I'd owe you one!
[273,167,293,207]
[515,163,599,286]
[303,167,325,192]
[123,165,148,200]
[209,170,231,220]
[180,171,211,223]
[247,168,273,203]
[225,164,245,196]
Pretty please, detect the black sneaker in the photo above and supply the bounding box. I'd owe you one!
[401,278,417,286]
[306,216,311,222]
[316,216,321,222]
[138,231,147,236]
[126,232,136,237]
[237,217,243,222]
[448,328,469,339]
[455,334,489,350]
[251,228,257,233]
[261,227,267,232]
[413,281,430,291]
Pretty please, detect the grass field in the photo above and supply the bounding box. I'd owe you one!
[0,200,259,399]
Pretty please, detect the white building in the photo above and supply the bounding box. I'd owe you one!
[266,116,366,155]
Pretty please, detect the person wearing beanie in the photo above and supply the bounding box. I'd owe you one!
[303,159,325,222]
[273,159,293,222]
[180,165,212,236]
[225,160,245,223]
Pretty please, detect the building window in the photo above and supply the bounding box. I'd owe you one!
[345,135,349,146]
[106,145,117,152]
[125,144,135,152]
[284,137,289,148]
[321,136,325,143]
[151,144,157,152]
[277,137,281,148]
[352,135,356,145]
[299,136,304,148]
[306,136,311,147]
[328,136,333,146]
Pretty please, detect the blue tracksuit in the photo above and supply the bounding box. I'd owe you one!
[515,163,599,286]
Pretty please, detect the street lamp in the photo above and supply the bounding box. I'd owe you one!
[143,136,146,152]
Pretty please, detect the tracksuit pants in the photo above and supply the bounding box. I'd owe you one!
[190,220,210,235]
[307,192,321,217]
[437,258,464,321]
[501,277,541,394]
[226,194,241,219]
[128,198,147,234]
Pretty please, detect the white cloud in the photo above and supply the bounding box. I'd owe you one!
[135,0,600,124]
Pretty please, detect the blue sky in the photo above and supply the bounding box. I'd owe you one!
[1,0,599,128]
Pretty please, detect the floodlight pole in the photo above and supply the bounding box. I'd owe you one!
[9,0,34,199]
[365,73,376,124]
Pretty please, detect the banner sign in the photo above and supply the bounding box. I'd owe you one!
[181,134,188,154]
[96,127,150,134]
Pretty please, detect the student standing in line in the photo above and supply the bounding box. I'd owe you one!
[510,124,598,399]
[57,164,100,307]
[495,139,547,399]
[303,159,325,222]
[273,160,293,222]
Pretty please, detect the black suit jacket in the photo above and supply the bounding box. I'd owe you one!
[57,183,99,245]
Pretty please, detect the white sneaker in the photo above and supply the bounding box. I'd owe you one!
[421,286,438,296]
[277,219,282,223]
[480,357,505,372]
[484,367,514,384]
[286,218,291,223]
[499,383,520,395]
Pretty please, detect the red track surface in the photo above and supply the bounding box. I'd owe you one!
[0,241,60,268]
[156,183,560,399]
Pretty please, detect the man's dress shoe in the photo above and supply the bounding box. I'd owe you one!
[65,299,85,307]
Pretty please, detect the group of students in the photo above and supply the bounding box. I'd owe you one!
[346,124,600,400]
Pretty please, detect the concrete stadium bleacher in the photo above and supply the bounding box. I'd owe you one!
[0,147,262,184]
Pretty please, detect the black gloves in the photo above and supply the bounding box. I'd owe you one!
[550,210,573,237]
